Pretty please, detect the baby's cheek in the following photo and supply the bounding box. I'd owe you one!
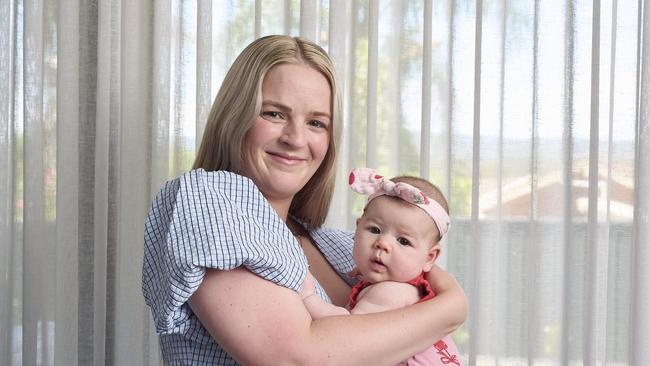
[394,262,421,281]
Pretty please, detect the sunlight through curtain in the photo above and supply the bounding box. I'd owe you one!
[1,0,648,365]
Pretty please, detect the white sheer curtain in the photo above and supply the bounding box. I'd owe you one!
[1,0,648,365]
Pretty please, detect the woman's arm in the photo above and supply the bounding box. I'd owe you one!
[189,266,467,366]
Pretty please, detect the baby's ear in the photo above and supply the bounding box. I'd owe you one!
[422,244,441,272]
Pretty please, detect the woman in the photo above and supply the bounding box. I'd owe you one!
[142,35,467,365]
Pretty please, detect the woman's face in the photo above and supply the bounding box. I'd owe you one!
[241,63,332,206]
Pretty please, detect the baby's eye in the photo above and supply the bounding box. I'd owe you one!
[397,237,411,246]
[368,226,380,234]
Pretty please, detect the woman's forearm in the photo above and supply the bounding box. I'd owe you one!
[307,300,463,365]
[190,267,467,366]
[425,264,468,330]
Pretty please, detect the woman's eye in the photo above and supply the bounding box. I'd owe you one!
[261,111,283,121]
[397,238,411,246]
[308,119,328,129]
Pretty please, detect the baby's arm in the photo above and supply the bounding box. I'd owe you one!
[303,294,350,318]
[300,272,350,319]
[351,281,421,314]
[300,274,422,318]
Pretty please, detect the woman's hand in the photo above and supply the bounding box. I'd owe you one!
[425,265,468,332]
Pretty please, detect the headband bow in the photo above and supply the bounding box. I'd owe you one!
[348,167,450,237]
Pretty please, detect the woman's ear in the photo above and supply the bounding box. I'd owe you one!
[422,244,441,272]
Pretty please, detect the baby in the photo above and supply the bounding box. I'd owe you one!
[301,167,461,366]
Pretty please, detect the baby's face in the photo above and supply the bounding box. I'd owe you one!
[353,196,440,284]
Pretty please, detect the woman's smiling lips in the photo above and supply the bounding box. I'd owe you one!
[267,151,307,165]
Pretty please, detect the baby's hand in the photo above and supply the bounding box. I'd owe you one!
[299,271,316,300]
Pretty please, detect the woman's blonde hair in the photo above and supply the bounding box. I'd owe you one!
[193,35,341,229]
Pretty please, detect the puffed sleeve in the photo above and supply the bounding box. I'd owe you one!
[142,169,308,334]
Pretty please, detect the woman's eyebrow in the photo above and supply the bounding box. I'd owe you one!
[311,110,331,120]
[262,100,331,120]
[262,100,291,111]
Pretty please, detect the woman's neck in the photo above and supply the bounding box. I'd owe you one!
[266,196,293,222]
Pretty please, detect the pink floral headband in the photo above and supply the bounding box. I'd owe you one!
[348,167,451,238]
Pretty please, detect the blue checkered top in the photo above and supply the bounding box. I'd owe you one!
[142,169,355,365]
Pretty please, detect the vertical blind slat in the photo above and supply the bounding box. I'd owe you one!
[102,2,125,362]
[92,0,117,363]
[171,0,180,162]
[445,1,454,206]
[172,0,187,177]
[437,0,452,271]
[114,0,152,364]
[584,1,601,364]
[254,0,261,38]
[561,0,576,363]
[468,1,483,364]
[496,0,506,226]
[151,0,171,188]
[196,0,211,152]
[324,0,349,228]
[283,0,291,35]
[55,0,80,364]
[604,1,619,362]
[22,0,47,363]
[388,1,402,174]
[76,0,100,363]
[420,0,432,179]
[527,0,541,362]
[492,1,507,356]
[366,0,378,168]
[148,3,172,362]
[300,0,318,41]
[632,0,650,363]
[345,0,359,226]
[0,0,15,364]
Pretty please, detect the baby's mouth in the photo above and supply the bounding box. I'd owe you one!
[370,258,387,272]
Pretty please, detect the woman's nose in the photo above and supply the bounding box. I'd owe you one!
[279,121,307,147]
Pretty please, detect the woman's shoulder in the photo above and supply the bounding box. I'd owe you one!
[152,169,272,216]
[146,169,264,231]
[148,168,294,247]
[151,169,259,204]
[177,168,259,194]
